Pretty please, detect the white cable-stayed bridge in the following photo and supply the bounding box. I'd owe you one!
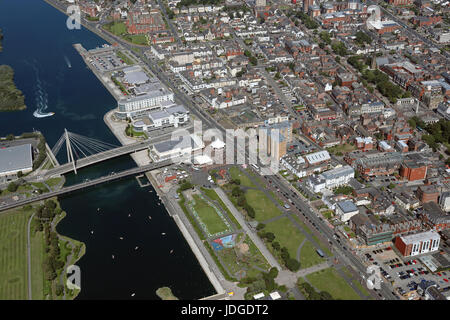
[43,129,155,178]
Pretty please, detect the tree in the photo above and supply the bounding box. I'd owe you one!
[17,171,23,178]
[271,241,281,251]
[268,267,279,279]
[319,291,333,300]
[256,223,266,231]
[286,258,300,271]
[263,232,275,242]
[232,186,242,197]
[6,133,15,141]
[7,182,18,192]
[55,284,64,296]
[45,199,57,211]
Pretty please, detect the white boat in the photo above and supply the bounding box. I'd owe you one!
[33,110,55,118]
[64,55,72,68]
[161,232,166,235]
[135,246,139,250]
[90,230,94,234]
[131,293,135,297]
[119,237,123,240]
[112,255,115,259]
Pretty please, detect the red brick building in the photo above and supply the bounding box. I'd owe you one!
[126,9,165,35]
[411,16,442,27]
[387,0,413,5]
[400,161,428,181]
[416,185,439,203]
[395,230,440,257]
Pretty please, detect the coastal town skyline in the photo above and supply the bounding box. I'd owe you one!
[0,0,450,306]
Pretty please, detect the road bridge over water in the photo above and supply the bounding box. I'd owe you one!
[0,159,173,213]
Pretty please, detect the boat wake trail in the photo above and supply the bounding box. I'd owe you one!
[31,65,55,118]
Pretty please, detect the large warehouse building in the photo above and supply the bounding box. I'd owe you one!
[0,144,33,182]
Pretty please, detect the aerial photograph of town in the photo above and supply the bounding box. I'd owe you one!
[0,0,449,310]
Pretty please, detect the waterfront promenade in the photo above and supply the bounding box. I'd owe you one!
[46,0,244,299]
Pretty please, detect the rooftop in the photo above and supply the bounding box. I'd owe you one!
[0,144,33,174]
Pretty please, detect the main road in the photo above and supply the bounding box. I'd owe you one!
[44,0,395,299]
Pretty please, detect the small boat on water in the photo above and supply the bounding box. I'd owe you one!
[135,246,139,250]
[119,237,124,240]
[170,250,173,254]
[131,293,135,297]
[90,230,94,234]
[148,216,152,220]
[33,110,55,118]
[112,255,115,259]
[161,232,166,236]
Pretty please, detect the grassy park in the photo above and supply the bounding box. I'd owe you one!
[191,194,230,236]
[103,22,148,45]
[0,198,84,300]
[216,234,270,279]
[299,241,325,269]
[306,267,361,300]
[229,167,257,188]
[0,206,34,299]
[245,189,283,222]
[265,217,305,259]
[326,143,356,155]
[201,187,242,229]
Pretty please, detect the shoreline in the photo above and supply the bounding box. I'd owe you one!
[103,110,226,298]
[51,202,86,300]
[47,0,226,299]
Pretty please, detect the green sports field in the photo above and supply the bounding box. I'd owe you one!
[0,206,33,299]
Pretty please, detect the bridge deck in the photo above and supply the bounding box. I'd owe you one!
[0,159,173,213]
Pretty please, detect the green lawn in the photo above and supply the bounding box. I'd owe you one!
[45,177,63,188]
[353,279,371,297]
[30,230,44,300]
[265,217,305,259]
[201,188,242,230]
[299,241,325,269]
[192,194,230,235]
[125,34,148,45]
[326,143,356,155]
[0,206,33,299]
[104,21,127,36]
[229,167,257,189]
[306,267,361,300]
[245,189,283,222]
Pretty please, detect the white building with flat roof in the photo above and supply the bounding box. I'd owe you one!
[307,165,354,193]
[0,144,33,179]
[305,150,331,165]
[336,200,359,222]
[149,134,204,162]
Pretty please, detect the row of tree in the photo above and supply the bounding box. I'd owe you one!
[36,199,66,297]
[257,223,301,272]
[230,180,257,219]
[297,280,334,300]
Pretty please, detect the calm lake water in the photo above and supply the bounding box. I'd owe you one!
[0,0,215,299]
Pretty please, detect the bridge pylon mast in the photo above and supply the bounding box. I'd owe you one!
[64,129,77,175]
